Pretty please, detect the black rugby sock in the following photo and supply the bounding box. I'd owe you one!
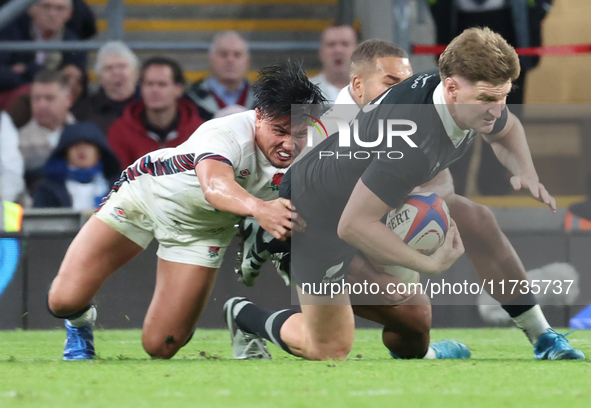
[266,237,291,254]
[501,292,537,318]
[235,302,297,355]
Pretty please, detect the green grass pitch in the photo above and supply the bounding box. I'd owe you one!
[1,328,590,407]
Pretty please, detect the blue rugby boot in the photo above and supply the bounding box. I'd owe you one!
[63,306,97,360]
[390,340,471,359]
[534,329,585,360]
[429,340,472,359]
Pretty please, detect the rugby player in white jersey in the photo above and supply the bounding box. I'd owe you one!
[230,37,584,360]
[46,62,326,360]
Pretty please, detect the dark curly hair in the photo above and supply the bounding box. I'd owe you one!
[253,61,328,124]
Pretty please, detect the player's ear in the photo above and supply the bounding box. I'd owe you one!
[444,77,458,101]
[351,75,363,100]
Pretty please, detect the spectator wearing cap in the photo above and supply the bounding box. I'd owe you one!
[33,122,120,210]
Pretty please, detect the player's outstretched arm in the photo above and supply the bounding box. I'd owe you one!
[337,179,464,275]
[196,159,292,240]
[483,111,557,212]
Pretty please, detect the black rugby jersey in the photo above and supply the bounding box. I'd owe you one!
[291,69,507,227]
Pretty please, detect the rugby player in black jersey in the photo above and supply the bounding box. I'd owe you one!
[227,30,584,361]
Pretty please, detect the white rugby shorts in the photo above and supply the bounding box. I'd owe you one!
[95,181,235,268]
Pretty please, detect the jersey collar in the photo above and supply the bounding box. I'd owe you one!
[432,82,470,147]
[334,85,357,106]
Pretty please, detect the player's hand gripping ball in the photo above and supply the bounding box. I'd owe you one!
[382,192,451,285]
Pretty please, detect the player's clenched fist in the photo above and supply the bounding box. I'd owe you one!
[252,198,293,240]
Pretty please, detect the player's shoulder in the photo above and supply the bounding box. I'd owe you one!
[193,110,256,143]
[374,69,441,105]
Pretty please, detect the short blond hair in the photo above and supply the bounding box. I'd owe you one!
[438,27,520,86]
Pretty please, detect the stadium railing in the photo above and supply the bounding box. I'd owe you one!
[0,0,355,53]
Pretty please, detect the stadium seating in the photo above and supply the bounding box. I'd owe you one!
[525,0,591,104]
[84,0,344,81]
[522,0,591,195]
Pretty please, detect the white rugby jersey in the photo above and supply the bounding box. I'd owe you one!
[113,110,287,235]
[334,85,357,109]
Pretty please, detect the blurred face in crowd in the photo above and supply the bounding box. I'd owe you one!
[29,0,73,38]
[352,56,413,104]
[61,64,84,103]
[99,54,138,101]
[209,34,250,88]
[319,26,357,78]
[67,142,101,169]
[31,81,72,130]
[141,64,184,112]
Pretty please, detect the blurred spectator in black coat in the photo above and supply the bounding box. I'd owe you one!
[0,0,87,110]
[0,0,96,39]
[429,0,553,196]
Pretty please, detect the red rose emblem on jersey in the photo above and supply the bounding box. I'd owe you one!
[208,246,221,258]
[272,173,284,187]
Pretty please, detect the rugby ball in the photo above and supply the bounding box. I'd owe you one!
[382,192,450,283]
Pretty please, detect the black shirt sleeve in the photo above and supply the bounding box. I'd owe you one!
[355,99,436,209]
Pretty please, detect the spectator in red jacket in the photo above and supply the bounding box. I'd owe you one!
[107,57,205,168]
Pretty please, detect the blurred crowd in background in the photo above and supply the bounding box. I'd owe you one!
[1,0,590,229]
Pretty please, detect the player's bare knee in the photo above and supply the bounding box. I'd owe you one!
[47,290,88,317]
[407,307,431,337]
[308,347,351,361]
[404,325,429,348]
[145,346,178,360]
[392,300,432,334]
[470,204,498,241]
[143,341,179,360]
[308,338,353,361]
[143,327,195,359]
[142,333,186,359]
[393,339,429,359]
[383,328,429,359]
[453,199,497,238]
